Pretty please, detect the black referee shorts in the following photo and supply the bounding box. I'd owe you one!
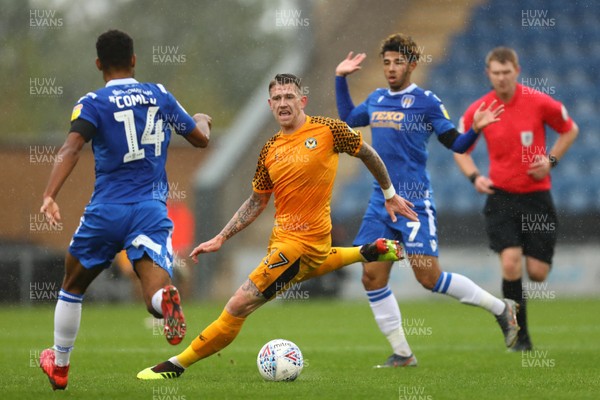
[483,189,557,265]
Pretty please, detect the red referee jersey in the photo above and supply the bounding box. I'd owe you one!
[461,83,573,193]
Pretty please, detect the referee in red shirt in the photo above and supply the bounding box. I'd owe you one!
[455,47,579,351]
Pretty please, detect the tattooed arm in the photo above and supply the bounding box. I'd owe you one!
[354,142,392,191]
[354,142,418,222]
[218,191,271,240]
[190,191,271,262]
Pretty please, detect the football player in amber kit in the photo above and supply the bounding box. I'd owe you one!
[137,73,417,379]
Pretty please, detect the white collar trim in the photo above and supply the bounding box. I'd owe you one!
[388,83,417,96]
[105,78,138,87]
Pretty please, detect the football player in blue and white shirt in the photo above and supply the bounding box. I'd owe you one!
[334,33,517,367]
[39,30,210,390]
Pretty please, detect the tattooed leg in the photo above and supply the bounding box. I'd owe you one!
[225,279,268,318]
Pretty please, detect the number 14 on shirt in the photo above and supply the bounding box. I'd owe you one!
[114,106,165,163]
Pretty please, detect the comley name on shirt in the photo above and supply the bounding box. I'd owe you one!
[109,88,157,109]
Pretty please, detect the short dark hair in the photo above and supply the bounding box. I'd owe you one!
[96,29,134,71]
[380,33,420,63]
[268,73,302,94]
[486,47,519,68]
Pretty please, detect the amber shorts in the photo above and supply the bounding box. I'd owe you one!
[249,234,330,300]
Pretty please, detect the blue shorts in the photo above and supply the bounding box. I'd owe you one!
[69,200,174,276]
[354,193,439,257]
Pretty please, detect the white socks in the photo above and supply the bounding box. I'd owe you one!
[433,272,505,315]
[366,286,413,357]
[151,288,164,316]
[53,290,83,367]
[366,271,507,359]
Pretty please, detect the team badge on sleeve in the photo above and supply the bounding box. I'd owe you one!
[71,104,83,121]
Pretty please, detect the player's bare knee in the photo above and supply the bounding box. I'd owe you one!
[528,273,546,282]
[501,260,522,280]
[360,272,373,289]
[361,271,387,291]
[500,248,522,279]
[526,258,550,282]
[528,268,548,282]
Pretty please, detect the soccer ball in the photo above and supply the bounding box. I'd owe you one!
[257,339,303,381]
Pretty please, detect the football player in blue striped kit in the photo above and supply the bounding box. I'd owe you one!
[38,29,211,390]
[334,33,518,367]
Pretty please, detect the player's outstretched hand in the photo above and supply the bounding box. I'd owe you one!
[189,234,225,263]
[385,194,418,223]
[40,196,61,227]
[472,100,504,132]
[335,52,367,77]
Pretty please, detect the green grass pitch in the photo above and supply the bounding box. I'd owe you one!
[1,298,599,399]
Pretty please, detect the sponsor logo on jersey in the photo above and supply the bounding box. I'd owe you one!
[371,111,404,130]
[521,131,533,147]
[372,111,405,122]
[71,104,83,121]
[371,111,406,129]
[304,137,317,149]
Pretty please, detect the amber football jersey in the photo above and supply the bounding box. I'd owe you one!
[253,115,363,241]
